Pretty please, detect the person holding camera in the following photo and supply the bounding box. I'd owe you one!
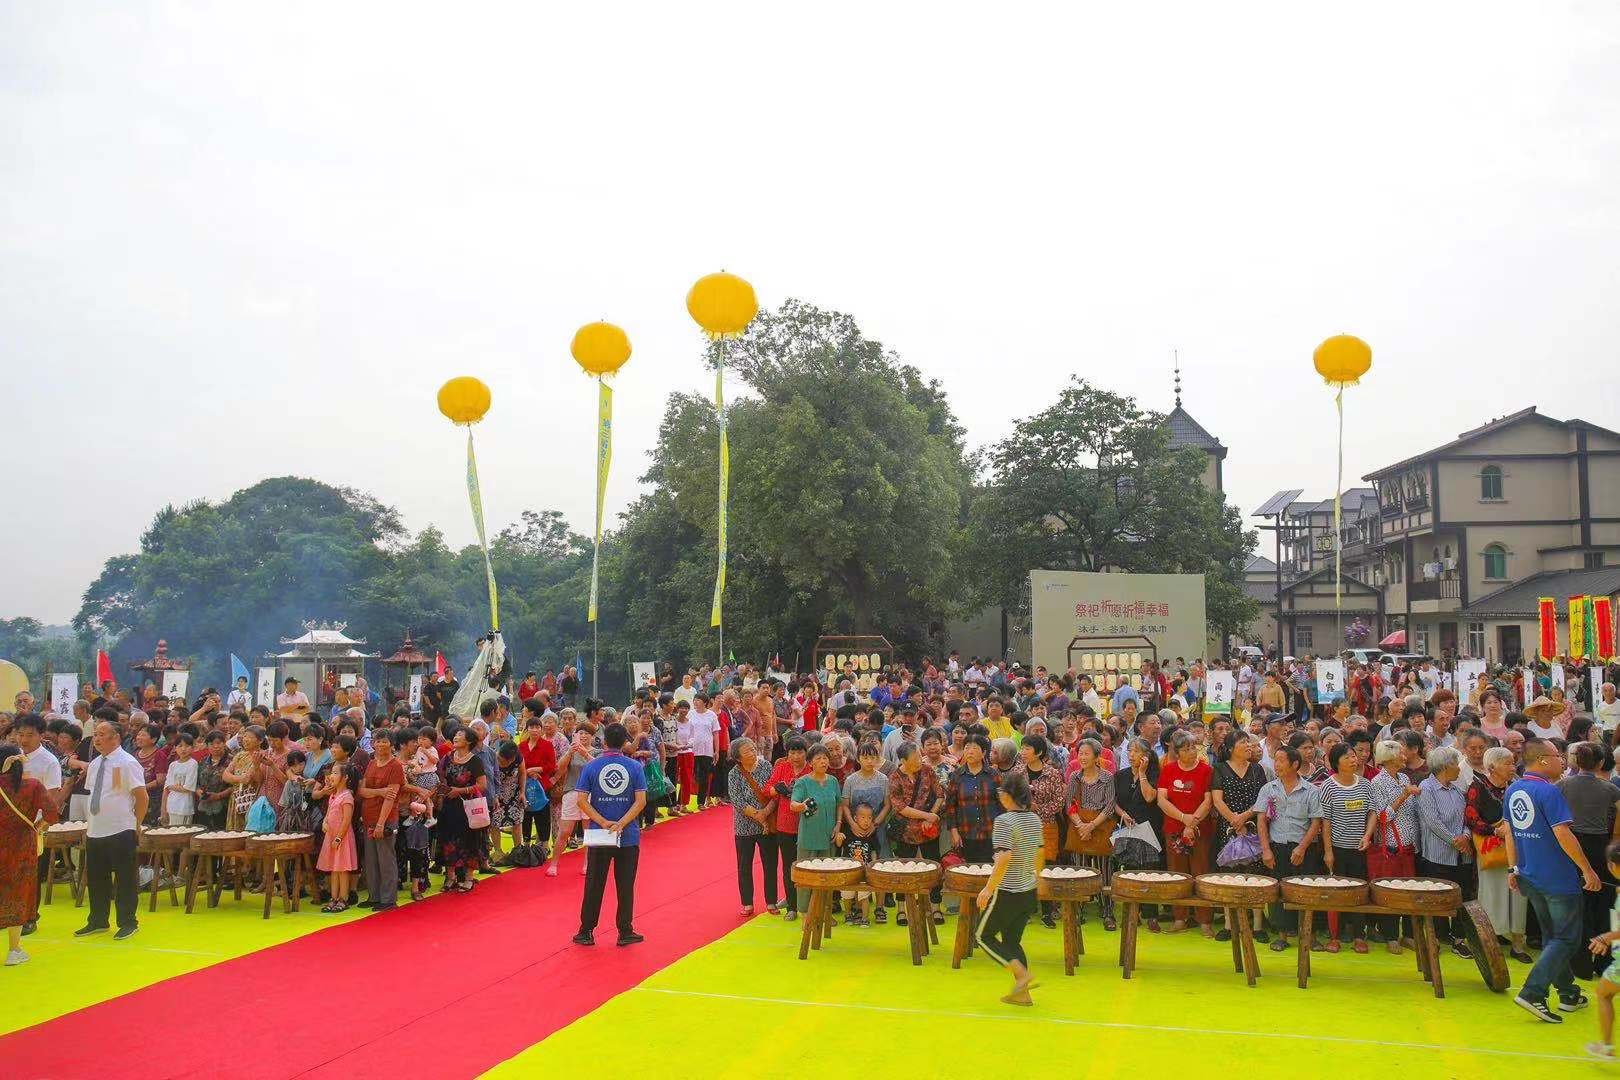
[789,745,843,917]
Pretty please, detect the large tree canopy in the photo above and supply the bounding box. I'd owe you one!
[964,378,1257,641]
[609,300,974,660]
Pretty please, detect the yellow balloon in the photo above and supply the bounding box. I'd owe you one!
[1313,334,1372,386]
[686,271,758,338]
[571,322,632,377]
[0,659,29,708]
[438,376,492,425]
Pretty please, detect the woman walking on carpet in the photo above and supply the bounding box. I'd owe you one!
[0,743,57,966]
[975,769,1042,1007]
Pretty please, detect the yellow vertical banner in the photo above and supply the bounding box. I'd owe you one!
[1569,595,1587,661]
[588,379,612,623]
[466,429,499,630]
[711,354,728,628]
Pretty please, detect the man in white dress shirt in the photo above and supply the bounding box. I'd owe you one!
[76,716,147,940]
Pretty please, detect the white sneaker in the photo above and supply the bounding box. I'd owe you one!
[545,864,558,877]
[4,948,27,967]
[581,861,588,875]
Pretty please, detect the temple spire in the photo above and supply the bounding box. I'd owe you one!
[1173,350,1182,409]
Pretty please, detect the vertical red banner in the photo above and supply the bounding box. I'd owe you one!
[1538,597,1558,658]
[1595,596,1616,662]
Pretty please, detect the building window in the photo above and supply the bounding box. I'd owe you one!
[1586,552,1607,570]
[1483,544,1508,580]
[1296,624,1314,650]
[1467,621,1485,658]
[1480,465,1503,501]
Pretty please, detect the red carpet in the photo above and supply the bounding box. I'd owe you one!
[1,808,744,1080]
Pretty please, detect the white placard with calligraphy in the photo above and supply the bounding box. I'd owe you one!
[256,667,277,709]
[50,673,78,717]
[1455,658,1486,704]
[1204,670,1234,714]
[409,674,424,713]
[161,670,190,700]
[1314,660,1347,703]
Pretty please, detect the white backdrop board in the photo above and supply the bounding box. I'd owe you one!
[1030,570,1208,675]
[161,670,190,700]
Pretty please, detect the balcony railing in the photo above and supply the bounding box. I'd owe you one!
[1409,578,1460,602]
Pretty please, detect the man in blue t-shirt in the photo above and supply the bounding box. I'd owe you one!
[573,722,648,947]
[1505,739,1601,1023]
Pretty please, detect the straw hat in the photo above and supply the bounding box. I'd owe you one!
[1524,695,1563,721]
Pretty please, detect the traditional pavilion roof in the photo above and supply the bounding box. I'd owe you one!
[271,621,378,660]
[1166,405,1227,456]
[128,638,191,671]
[382,634,431,666]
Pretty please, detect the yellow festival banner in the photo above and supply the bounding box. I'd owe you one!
[1569,595,1587,661]
[589,380,612,623]
[466,430,499,630]
[711,356,728,628]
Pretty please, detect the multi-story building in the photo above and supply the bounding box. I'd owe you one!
[1254,407,1620,662]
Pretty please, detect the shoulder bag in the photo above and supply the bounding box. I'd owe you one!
[1365,809,1416,879]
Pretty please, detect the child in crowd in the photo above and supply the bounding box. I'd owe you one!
[399,798,434,902]
[162,733,198,825]
[1586,841,1620,1061]
[840,803,879,926]
[318,761,357,913]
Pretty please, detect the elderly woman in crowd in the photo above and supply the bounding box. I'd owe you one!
[1158,728,1214,935]
[889,742,944,925]
[1416,746,1474,957]
[1368,739,1421,950]
[1210,731,1268,943]
[1467,745,1531,963]
[1066,737,1118,929]
[1017,733,1066,928]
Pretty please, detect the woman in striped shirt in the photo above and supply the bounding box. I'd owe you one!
[975,770,1043,1007]
[1320,742,1377,953]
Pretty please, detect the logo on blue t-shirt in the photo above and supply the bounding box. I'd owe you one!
[598,761,632,797]
[1508,789,1536,830]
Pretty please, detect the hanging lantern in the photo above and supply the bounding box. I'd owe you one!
[686,271,758,338]
[571,322,632,377]
[437,376,492,425]
[1313,334,1373,386]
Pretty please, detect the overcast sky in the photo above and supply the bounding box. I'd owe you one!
[4,3,1618,624]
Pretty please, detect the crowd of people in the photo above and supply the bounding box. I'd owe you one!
[5,648,1620,1054]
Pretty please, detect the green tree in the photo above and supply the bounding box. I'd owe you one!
[964,378,1257,643]
[611,300,973,663]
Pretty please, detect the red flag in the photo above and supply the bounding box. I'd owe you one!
[434,651,447,677]
[96,649,114,688]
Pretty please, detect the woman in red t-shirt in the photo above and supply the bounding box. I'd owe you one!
[1156,729,1215,934]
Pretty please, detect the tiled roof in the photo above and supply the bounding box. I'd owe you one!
[1166,406,1226,453]
[1245,555,1277,573]
[1463,567,1620,617]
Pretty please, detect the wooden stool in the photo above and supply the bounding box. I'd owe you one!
[186,832,250,912]
[1195,874,1280,989]
[868,862,942,967]
[942,864,995,968]
[43,825,87,906]
[245,834,316,919]
[1038,869,1103,976]
[1112,871,1193,981]
[789,861,864,960]
[137,827,204,912]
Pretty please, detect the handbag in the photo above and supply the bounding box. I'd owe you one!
[1473,831,1508,870]
[463,795,492,830]
[1064,806,1116,857]
[246,795,277,833]
[644,759,673,802]
[1365,810,1416,879]
[1216,829,1263,867]
[524,776,550,813]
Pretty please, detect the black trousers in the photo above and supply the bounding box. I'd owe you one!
[976,887,1036,969]
[775,834,799,912]
[523,804,552,846]
[1329,846,1367,940]
[734,833,778,907]
[86,829,139,931]
[1264,839,1322,933]
[694,755,715,802]
[580,844,640,935]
